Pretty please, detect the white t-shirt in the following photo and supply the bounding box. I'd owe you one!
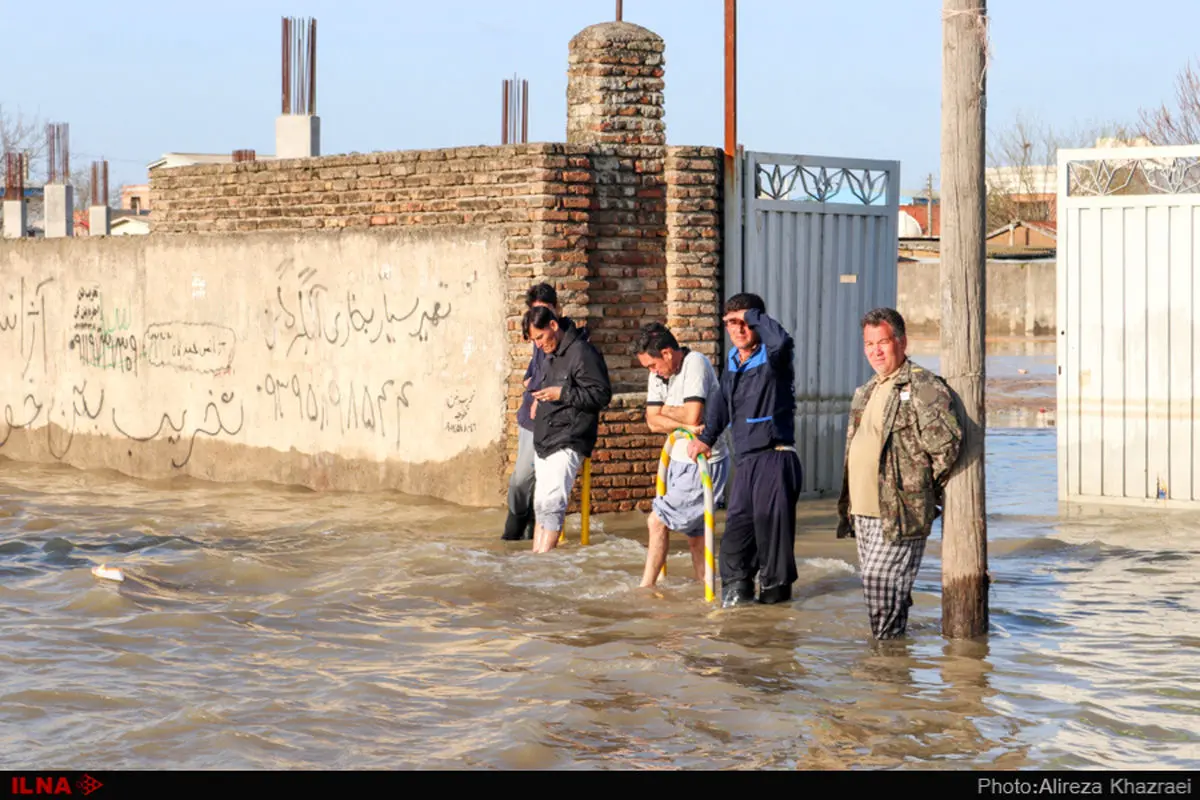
[646,349,730,463]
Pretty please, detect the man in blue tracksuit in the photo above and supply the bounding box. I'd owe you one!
[687,292,802,607]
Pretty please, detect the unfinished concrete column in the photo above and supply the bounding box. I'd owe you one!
[566,21,667,391]
[44,123,73,238]
[88,161,111,236]
[44,184,73,238]
[89,205,110,236]
[276,115,320,159]
[2,153,26,238]
[2,199,25,238]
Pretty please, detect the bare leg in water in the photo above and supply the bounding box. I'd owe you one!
[640,513,708,586]
[532,523,561,554]
[639,513,670,587]
[686,536,706,582]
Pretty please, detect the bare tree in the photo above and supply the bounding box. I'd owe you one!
[1138,60,1200,145]
[0,105,46,182]
[985,114,1132,229]
[3,107,123,216]
[986,114,1058,229]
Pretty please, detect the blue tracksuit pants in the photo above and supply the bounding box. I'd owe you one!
[720,448,803,591]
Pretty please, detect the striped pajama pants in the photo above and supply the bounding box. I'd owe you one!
[853,515,927,640]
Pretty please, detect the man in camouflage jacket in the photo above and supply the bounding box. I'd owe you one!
[837,307,963,639]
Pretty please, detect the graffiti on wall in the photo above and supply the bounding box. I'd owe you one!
[0,234,505,481]
[143,322,236,375]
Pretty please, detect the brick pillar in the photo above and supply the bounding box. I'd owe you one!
[566,22,667,393]
[567,22,665,148]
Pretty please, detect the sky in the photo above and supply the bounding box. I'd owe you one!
[4,0,1200,196]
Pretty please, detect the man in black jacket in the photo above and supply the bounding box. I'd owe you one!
[502,283,559,541]
[525,306,613,553]
[688,293,802,607]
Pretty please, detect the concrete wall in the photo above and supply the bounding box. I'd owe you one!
[898,259,1056,337]
[0,227,510,506]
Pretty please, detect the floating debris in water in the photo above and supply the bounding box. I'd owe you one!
[91,564,124,583]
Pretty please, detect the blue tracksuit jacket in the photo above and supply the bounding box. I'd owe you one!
[698,309,796,460]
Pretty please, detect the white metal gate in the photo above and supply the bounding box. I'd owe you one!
[725,151,900,496]
[1057,144,1200,507]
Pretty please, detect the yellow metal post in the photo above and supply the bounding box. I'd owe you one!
[581,458,591,546]
[560,457,593,546]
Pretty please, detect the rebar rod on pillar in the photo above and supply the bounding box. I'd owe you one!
[45,122,70,184]
[522,80,529,143]
[89,160,110,206]
[281,17,290,114]
[309,19,317,115]
[46,125,55,184]
[281,16,317,115]
[502,80,510,144]
[500,75,529,144]
[4,153,25,201]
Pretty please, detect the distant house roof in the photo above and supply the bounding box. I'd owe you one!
[986,219,1057,241]
[110,215,151,235]
[147,152,278,170]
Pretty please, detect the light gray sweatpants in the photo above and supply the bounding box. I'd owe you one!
[507,426,536,516]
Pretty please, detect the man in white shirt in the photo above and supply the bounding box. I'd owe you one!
[636,323,730,587]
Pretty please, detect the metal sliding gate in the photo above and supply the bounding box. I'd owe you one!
[725,151,900,497]
[1057,144,1200,507]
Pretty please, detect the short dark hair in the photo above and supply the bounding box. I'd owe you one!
[635,322,680,355]
[525,283,558,308]
[861,307,907,339]
[523,305,558,339]
[725,292,766,314]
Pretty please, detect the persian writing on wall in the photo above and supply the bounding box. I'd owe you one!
[0,230,509,479]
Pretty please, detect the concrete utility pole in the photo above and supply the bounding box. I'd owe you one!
[939,0,989,638]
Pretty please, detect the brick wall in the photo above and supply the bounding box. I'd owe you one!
[583,144,666,392]
[573,393,661,514]
[665,146,722,361]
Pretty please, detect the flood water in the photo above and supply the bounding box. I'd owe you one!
[2,410,1198,768]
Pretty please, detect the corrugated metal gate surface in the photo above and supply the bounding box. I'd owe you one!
[726,151,900,496]
[1057,145,1200,507]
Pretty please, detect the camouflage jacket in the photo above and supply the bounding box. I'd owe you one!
[836,359,963,542]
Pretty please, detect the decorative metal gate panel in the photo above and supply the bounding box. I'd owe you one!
[1057,144,1200,507]
[726,151,900,497]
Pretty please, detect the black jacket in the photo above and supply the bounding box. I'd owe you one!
[698,308,796,460]
[533,318,613,459]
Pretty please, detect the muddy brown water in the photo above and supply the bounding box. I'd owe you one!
[0,345,1196,769]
